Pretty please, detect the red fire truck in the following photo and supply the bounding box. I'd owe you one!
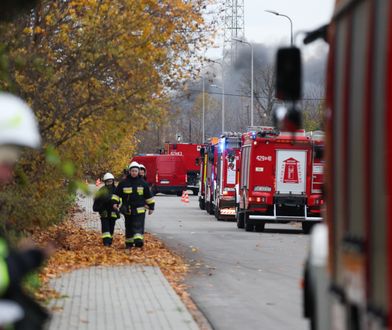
[276,0,392,327]
[164,143,203,195]
[198,146,207,210]
[131,154,187,195]
[198,138,219,211]
[236,128,323,233]
[204,138,219,215]
[213,133,242,220]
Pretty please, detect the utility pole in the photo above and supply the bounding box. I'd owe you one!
[223,0,245,65]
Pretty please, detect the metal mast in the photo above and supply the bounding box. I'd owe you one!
[223,0,245,65]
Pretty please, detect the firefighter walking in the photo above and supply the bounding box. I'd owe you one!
[112,162,155,249]
[93,172,120,246]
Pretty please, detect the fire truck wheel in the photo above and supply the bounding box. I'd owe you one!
[255,222,265,232]
[244,213,254,232]
[208,203,215,215]
[214,206,222,221]
[192,189,198,195]
[302,222,313,234]
[236,211,244,229]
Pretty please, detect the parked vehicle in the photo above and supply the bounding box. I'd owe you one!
[131,154,187,195]
[236,128,323,233]
[204,138,219,215]
[275,0,391,327]
[131,154,158,186]
[164,143,203,195]
[198,146,208,210]
[213,133,242,220]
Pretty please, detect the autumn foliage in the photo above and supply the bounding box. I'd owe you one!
[32,217,189,303]
[0,0,213,233]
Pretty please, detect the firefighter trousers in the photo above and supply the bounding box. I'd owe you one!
[100,217,116,246]
[124,213,145,248]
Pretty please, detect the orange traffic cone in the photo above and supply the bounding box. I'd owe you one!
[96,178,101,187]
[181,191,186,202]
[183,191,189,204]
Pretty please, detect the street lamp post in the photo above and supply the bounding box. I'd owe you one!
[201,61,217,143]
[265,10,294,46]
[206,59,225,133]
[202,76,205,143]
[232,38,254,127]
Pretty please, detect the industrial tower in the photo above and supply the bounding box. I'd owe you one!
[223,0,245,64]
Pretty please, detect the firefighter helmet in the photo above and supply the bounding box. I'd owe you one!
[139,164,146,170]
[103,172,115,181]
[128,161,140,170]
[0,93,41,149]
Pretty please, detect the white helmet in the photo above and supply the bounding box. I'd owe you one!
[139,164,146,170]
[0,93,41,149]
[103,172,115,181]
[128,161,139,170]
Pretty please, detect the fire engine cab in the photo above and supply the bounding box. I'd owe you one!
[236,127,323,233]
[213,133,242,220]
[198,137,219,211]
[204,138,219,215]
[275,0,392,327]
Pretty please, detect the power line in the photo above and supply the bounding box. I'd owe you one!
[186,89,326,101]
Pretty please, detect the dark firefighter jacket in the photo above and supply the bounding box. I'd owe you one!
[112,176,155,215]
[93,185,120,219]
[0,236,49,327]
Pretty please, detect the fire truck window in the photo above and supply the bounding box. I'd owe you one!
[241,146,250,188]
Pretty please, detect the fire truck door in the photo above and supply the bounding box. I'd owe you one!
[276,150,307,194]
[227,156,236,185]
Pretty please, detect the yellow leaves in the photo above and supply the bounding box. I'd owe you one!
[22,26,45,34]
[23,27,33,34]
[33,217,189,302]
[1,0,213,177]
[34,26,44,34]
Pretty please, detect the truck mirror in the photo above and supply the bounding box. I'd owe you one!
[314,145,324,159]
[276,47,302,101]
[273,104,302,132]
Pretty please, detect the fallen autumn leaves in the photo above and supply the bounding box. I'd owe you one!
[32,218,191,309]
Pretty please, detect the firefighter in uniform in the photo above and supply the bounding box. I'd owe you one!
[139,164,147,181]
[93,172,120,246]
[0,93,52,329]
[112,162,155,248]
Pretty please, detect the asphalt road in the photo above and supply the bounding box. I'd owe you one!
[146,194,310,330]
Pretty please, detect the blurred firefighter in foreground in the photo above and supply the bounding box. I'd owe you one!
[0,92,53,329]
[93,172,120,246]
[112,162,155,249]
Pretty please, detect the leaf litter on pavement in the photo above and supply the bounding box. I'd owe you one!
[31,216,203,323]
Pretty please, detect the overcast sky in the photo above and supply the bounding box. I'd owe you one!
[206,0,335,59]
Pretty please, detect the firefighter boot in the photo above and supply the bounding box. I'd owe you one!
[102,233,112,247]
[133,234,144,248]
[125,238,134,249]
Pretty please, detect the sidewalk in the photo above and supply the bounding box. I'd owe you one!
[47,191,199,330]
